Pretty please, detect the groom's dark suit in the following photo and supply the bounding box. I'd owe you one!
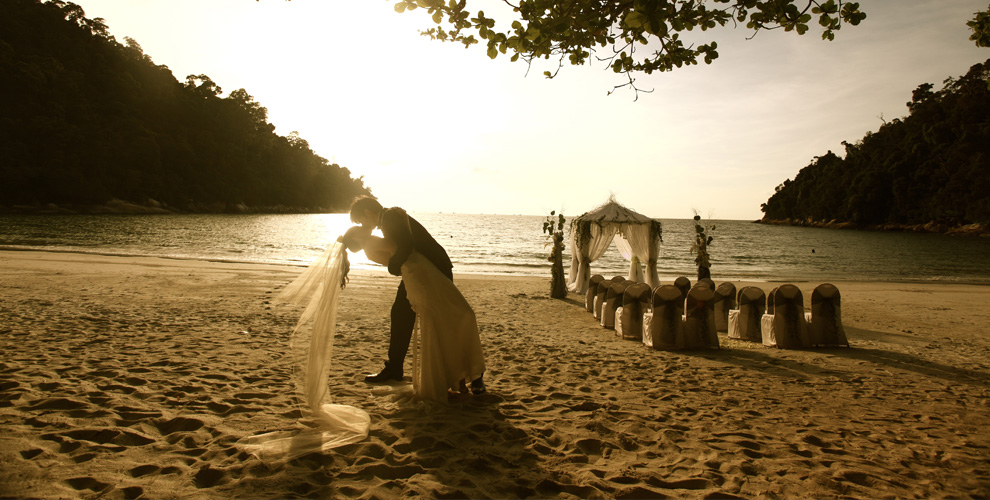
[380,207,452,375]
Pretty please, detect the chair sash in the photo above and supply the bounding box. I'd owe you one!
[713,282,737,332]
[619,282,651,341]
[601,281,629,329]
[772,284,809,349]
[730,286,765,342]
[586,274,604,313]
[810,283,848,346]
[646,285,683,350]
[594,278,612,320]
[765,286,778,315]
[684,284,719,350]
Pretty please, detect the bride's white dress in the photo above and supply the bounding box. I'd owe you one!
[401,252,486,402]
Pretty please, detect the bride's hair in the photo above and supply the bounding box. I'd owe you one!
[338,225,372,289]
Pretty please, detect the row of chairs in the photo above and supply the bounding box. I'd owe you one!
[732,283,849,348]
[585,275,848,350]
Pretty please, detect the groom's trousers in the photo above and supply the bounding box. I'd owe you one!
[387,270,454,373]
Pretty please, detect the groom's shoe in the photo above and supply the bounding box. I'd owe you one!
[364,363,403,383]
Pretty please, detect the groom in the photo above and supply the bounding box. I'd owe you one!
[349,196,485,393]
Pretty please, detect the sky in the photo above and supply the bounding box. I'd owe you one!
[71,0,987,220]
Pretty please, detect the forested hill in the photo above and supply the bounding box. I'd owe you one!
[760,58,990,235]
[0,0,372,214]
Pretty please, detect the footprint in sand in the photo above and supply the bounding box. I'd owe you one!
[193,464,228,488]
[646,476,714,490]
[71,452,98,463]
[25,397,88,411]
[232,391,278,401]
[338,463,427,481]
[614,486,669,499]
[19,448,44,460]
[113,406,163,423]
[119,486,144,498]
[62,428,156,447]
[63,476,112,493]
[128,464,160,477]
[154,416,206,435]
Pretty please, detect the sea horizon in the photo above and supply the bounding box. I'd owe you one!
[1,212,988,284]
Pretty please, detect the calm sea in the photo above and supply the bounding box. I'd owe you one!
[1,213,988,283]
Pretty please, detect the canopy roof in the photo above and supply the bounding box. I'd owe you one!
[572,197,655,225]
[566,196,662,294]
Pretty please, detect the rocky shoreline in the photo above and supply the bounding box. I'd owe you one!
[758,217,990,236]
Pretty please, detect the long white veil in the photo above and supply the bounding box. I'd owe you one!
[238,241,370,461]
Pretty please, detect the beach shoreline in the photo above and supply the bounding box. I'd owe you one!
[1,250,988,499]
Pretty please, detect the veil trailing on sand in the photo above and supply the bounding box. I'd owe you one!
[238,241,370,461]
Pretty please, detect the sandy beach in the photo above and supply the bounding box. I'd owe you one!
[1,250,988,499]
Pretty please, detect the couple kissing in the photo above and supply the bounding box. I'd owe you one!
[339,196,486,402]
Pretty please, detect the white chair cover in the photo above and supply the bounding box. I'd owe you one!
[614,306,625,336]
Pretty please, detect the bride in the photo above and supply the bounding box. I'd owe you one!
[341,225,486,402]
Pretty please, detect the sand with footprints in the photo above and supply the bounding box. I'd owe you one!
[1,250,988,499]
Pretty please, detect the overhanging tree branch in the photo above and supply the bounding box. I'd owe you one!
[393,0,868,95]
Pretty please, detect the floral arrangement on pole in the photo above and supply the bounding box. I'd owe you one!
[691,212,715,280]
[543,211,567,299]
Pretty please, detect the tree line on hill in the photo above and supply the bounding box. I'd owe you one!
[0,0,372,214]
[760,58,990,234]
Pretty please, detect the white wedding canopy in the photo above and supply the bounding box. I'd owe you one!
[566,197,662,294]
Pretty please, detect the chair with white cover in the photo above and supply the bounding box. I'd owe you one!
[586,275,605,313]
[617,282,651,341]
[713,282,737,332]
[809,283,849,347]
[601,280,630,330]
[764,284,810,349]
[698,278,716,291]
[728,286,765,342]
[644,285,684,350]
[683,284,719,350]
[760,286,778,345]
[594,276,622,320]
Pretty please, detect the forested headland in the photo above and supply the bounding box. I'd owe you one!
[0,0,372,214]
[760,58,990,236]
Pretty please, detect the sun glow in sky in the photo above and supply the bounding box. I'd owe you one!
[73,0,987,220]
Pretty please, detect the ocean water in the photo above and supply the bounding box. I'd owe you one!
[1,213,988,283]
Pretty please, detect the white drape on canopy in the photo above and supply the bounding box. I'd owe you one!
[566,198,662,294]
